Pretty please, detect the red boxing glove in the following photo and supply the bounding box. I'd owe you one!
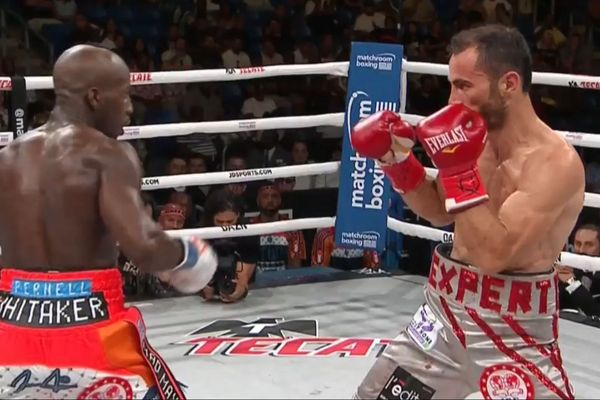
[351,110,426,194]
[416,104,488,213]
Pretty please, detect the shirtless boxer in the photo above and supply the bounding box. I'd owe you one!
[351,25,585,399]
[0,44,217,399]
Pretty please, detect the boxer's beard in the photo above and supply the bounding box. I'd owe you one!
[479,85,508,131]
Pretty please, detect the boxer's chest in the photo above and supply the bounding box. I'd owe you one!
[477,147,525,212]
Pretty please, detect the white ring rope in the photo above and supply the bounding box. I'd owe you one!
[166,216,600,272]
[140,161,600,209]
[2,60,598,90]
[141,162,339,190]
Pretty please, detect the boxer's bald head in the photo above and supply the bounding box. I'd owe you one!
[52,44,133,138]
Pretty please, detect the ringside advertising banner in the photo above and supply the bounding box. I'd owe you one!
[335,42,404,252]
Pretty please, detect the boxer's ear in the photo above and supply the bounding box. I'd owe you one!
[499,71,520,95]
[86,87,101,110]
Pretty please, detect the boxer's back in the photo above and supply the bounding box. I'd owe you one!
[0,125,119,271]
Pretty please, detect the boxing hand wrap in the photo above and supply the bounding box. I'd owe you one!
[416,104,489,213]
[351,110,426,194]
[168,236,218,294]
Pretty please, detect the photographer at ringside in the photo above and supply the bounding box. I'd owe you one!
[200,189,259,303]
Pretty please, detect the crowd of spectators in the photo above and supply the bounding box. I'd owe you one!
[1,0,599,313]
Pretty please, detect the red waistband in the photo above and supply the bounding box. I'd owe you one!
[0,268,126,328]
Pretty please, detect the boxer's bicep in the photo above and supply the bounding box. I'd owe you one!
[498,148,584,259]
[98,143,180,271]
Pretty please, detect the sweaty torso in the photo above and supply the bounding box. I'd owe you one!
[451,126,583,273]
[0,124,118,271]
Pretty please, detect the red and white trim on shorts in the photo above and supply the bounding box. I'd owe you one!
[466,307,572,400]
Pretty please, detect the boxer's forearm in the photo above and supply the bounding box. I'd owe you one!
[401,178,455,227]
[129,229,184,273]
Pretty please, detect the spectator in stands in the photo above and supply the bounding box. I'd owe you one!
[98,19,119,50]
[200,189,259,303]
[246,131,291,168]
[293,38,316,64]
[314,144,341,188]
[262,38,284,65]
[186,153,210,207]
[558,32,593,74]
[482,0,512,24]
[241,83,278,118]
[290,139,315,191]
[250,182,307,271]
[70,13,101,45]
[410,75,446,115]
[162,37,193,70]
[353,0,385,34]
[158,202,186,230]
[132,39,155,71]
[222,37,251,68]
[168,190,199,229]
[402,0,436,26]
[557,224,600,316]
[26,0,76,32]
[165,154,188,176]
[312,227,380,271]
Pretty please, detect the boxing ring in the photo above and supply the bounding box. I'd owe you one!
[2,58,600,398]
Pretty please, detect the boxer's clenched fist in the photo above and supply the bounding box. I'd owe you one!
[351,111,426,194]
[416,103,488,213]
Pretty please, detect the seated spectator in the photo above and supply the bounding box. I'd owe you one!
[535,28,561,67]
[293,38,316,64]
[261,38,284,66]
[401,0,436,26]
[167,190,200,229]
[158,203,185,230]
[70,13,101,45]
[557,32,593,74]
[26,0,76,32]
[557,261,600,317]
[241,83,278,118]
[482,0,512,24]
[222,37,251,68]
[314,144,341,188]
[200,189,259,303]
[572,224,600,294]
[290,139,315,190]
[246,131,291,168]
[249,182,307,272]
[312,227,380,271]
[162,37,193,70]
[410,75,446,115]
[97,19,119,50]
[353,0,385,34]
[423,21,448,60]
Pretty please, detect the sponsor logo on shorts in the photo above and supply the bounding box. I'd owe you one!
[228,169,272,179]
[77,377,133,400]
[378,366,436,400]
[480,364,534,400]
[407,304,443,351]
[9,368,78,395]
[0,291,109,328]
[175,317,392,358]
[355,53,395,71]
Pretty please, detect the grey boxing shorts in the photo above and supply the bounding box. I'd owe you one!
[355,244,574,400]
